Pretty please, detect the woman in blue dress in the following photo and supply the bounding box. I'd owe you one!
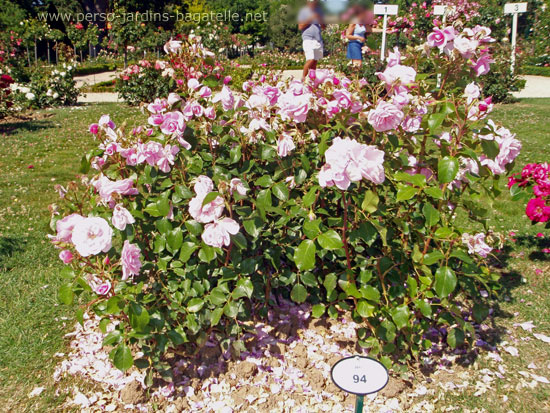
[345,10,383,68]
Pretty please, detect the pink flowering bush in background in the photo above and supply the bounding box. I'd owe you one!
[52,30,521,379]
[509,163,550,224]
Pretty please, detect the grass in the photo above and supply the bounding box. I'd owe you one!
[0,100,548,412]
[0,104,146,411]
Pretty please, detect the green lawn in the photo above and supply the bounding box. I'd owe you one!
[0,100,548,412]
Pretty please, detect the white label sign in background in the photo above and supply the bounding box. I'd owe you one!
[504,2,527,14]
[331,356,389,395]
[433,5,456,15]
[373,4,399,15]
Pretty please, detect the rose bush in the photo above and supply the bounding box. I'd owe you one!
[509,163,550,224]
[115,35,225,106]
[52,27,521,379]
[10,63,79,108]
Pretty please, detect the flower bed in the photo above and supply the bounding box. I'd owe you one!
[51,26,521,379]
[10,63,79,108]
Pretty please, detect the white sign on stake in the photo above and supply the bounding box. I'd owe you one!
[331,356,389,395]
[504,2,527,73]
[374,4,399,62]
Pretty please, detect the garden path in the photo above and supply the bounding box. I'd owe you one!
[512,75,550,99]
[74,72,550,103]
[74,71,117,89]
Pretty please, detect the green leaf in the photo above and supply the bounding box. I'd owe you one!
[293,240,316,271]
[396,186,417,201]
[303,219,321,239]
[377,320,397,342]
[128,303,150,332]
[481,139,499,159]
[424,186,444,199]
[303,186,319,207]
[272,182,289,201]
[312,304,326,318]
[167,228,183,251]
[179,242,198,263]
[243,218,263,238]
[414,299,432,317]
[210,308,224,326]
[113,344,133,372]
[472,303,489,323]
[323,273,337,294]
[422,204,440,227]
[438,156,459,183]
[360,286,380,302]
[317,230,343,250]
[301,272,318,287]
[202,192,222,206]
[357,300,375,317]
[434,266,457,298]
[233,278,254,299]
[229,145,241,163]
[428,112,446,133]
[256,188,272,210]
[361,190,379,213]
[390,305,410,329]
[187,298,204,313]
[447,328,465,348]
[58,283,73,305]
[290,284,308,303]
[103,330,122,346]
[423,250,445,265]
[209,287,227,306]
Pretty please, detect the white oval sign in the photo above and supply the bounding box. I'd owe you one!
[331,356,389,395]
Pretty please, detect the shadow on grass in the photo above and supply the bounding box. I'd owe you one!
[0,118,55,136]
[0,236,26,270]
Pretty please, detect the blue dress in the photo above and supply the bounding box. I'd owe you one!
[347,24,366,60]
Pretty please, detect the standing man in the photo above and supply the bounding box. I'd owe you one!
[298,0,325,80]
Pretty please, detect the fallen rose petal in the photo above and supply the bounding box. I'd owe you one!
[28,387,45,397]
[534,333,550,343]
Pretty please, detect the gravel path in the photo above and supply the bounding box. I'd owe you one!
[74,71,117,89]
[512,75,550,99]
[74,71,550,103]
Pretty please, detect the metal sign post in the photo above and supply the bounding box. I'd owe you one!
[331,356,389,413]
[433,5,456,25]
[373,4,399,62]
[504,2,527,74]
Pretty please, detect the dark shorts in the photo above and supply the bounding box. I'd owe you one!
[347,40,363,60]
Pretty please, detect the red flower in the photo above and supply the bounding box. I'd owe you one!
[75,22,84,30]
[526,197,550,223]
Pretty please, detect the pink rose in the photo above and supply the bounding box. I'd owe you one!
[89,123,99,134]
[59,249,74,264]
[71,217,113,257]
[462,233,492,258]
[212,86,235,111]
[121,240,142,280]
[376,65,416,90]
[198,86,212,98]
[201,218,240,248]
[187,78,201,91]
[230,178,248,196]
[277,133,296,158]
[112,204,135,231]
[93,176,139,205]
[164,39,182,54]
[160,111,186,136]
[367,101,405,132]
[55,213,84,242]
[94,280,111,295]
[472,53,493,77]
